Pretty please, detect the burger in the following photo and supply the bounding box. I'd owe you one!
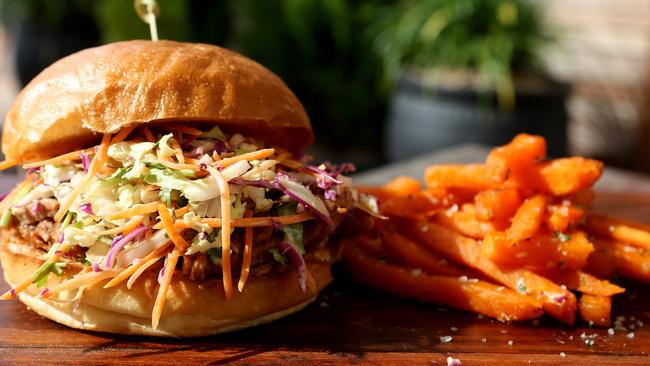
[0,40,376,337]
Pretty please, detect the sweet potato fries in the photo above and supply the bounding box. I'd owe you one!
[346,134,648,326]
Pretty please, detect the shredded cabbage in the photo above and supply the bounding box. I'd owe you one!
[200,126,226,140]
[43,164,78,186]
[183,211,212,233]
[145,168,221,201]
[61,227,101,248]
[157,134,177,160]
[186,230,221,255]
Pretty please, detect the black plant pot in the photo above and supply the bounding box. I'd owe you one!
[385,71,570,162]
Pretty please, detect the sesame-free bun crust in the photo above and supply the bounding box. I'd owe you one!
[2,40,312,163]
[0,231,332,337]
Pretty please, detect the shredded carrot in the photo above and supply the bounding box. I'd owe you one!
[170,125,203,136]
[0,159,18,171]
[213,148,275,169]
[93,216,144,236]
[158,159,198,171]
[156,149,199,171]
[185,158,201,166]
[111,125,137,143]
[157,203,189,251]
[0,246,74,300]
[143,127,155,142]
[107,202,160,220]
[152,212,316,230]
[174,206,190,217]
[99,166,117,175]
[127,253,165,289]
[205,166,234,300]
[23,148,92,169]
[170,139,185,164]
[54,134,111,222]
[41,269,120,299]
[238,211,254,292]
[122,215,145,235]
[103,241,173,288]
[152,247,181,329]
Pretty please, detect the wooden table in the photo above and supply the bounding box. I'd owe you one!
[0,193,649,365]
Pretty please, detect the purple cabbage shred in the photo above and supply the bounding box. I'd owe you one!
[279,241,308,292]
[81,152,90,172]
[79,203,93,215]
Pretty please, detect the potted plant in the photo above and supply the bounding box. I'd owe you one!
[230,0,389,170]
[371,0,568,161]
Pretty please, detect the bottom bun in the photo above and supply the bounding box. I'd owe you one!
[0,231,333,337]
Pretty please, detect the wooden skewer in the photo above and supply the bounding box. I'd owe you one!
[134,0,160,41]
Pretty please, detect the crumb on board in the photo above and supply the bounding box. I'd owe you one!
[446,356,461,366]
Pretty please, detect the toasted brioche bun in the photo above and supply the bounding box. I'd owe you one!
[0,230,333,337]
[2,40,312,163]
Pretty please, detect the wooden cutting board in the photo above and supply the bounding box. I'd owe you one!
[0,193,649,365]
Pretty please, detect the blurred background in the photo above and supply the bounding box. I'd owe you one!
[0,0,649,174]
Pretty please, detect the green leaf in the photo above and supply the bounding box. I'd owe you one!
[145,162,167,170]
[207,248,222,260]
[200,126,226,140]
[269,248,288,265]
[0,210,12,228]
[554,232,571,242]
[32,262,67,288]
[108,167,131,180]
[160,187,173,208]
[52,262,66,276]
[277,202,298,217]
[283,223,304,254]
[277,203,305,254]
[61,211,74,231]
[207,229,220,243]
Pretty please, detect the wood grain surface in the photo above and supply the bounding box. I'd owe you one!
[0,192,649,365]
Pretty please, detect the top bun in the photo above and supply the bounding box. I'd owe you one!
[2,40,312,162]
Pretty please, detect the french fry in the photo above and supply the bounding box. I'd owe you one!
[507,194,548,241]
[592,237,650,283]
[354,234,387,259]
[380,230,466,277]
[579,294,612,327]
[425,164,504,191]
[539,269,624,297]
[344,134,642,326]
[616,244,650,283]
[474,188,522,222]
[569,189,595,208]
[482,230,594,270]
[546,204,585,232]
[486,133,547,177]
[405,220,577,324]
[380,190,453,220]
[508,158,603,196]
[584,245,619,279]
[383,176,421,197]
[342,241,543,322]
[585,213,650,251]
[434,204,500,240]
